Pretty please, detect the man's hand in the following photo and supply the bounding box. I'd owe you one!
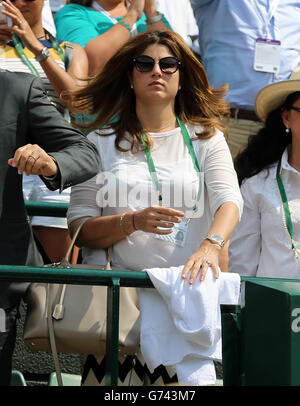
[8,144,58,177]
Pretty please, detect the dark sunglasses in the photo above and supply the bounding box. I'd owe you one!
[290,106,300,113]
[132,55,181,74]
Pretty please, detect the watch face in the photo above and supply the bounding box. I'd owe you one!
[208,234,225,246]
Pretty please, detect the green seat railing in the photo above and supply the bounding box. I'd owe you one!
[8,201,288,386]
[0,201,154,386]
[25,201,69,218]
[0,263,153,386]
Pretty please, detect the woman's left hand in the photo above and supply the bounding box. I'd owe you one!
[181,240,221,285]
[0,1,43,55]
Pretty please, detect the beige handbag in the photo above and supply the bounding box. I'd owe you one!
[23,218,140,385]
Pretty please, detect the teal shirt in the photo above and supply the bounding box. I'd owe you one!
[55,4,170,48]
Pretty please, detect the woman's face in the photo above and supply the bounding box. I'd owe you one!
[130,44,181,107]
[282,95,300,138]
[11,0,43,27]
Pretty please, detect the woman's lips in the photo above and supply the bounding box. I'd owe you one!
[149,81,164,87]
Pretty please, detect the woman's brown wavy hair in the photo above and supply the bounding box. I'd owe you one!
[68,30,230,152]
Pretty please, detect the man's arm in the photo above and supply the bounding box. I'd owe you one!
[25,76,100,191]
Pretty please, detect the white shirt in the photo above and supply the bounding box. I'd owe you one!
[42,0,56,36]
[155,0,200,54]
[229,147,300,279]
[67,125,243,270]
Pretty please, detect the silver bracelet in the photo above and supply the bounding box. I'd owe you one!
[146,11,163,25]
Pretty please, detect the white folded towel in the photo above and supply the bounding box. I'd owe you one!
[139,266,240,385]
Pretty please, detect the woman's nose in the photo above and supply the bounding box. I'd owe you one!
[151,62,162,75]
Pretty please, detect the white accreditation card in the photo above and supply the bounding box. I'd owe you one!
[155,218,189,247]
[254,38,281,74]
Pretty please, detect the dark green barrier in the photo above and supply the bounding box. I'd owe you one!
[25,201,68,218]
[19,202,154,385]
[0,264,153,385]
[19,202,300,385]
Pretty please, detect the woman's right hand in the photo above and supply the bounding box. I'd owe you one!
[0,1,43,55]
[132,206,185,234]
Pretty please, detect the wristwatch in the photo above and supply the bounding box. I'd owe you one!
[146,11,163,25]
[35,47,50,62]
[205,233,225,248]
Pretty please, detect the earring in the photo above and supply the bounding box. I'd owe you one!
[130,84,133,89]
[285,126,290,135]
[178,85,181,90]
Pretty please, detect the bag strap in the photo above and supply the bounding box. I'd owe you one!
[46,217,112,386]
[46,284,64,386]
[60,217,91,267]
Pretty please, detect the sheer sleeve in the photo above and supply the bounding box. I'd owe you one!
[202,131,243,218]
[67,174,102,225]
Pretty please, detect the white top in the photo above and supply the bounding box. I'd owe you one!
[67,125,243,270]
[42,0,56,36]
[228,147,300,279]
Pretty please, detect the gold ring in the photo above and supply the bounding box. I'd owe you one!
[17,20,22,27]
[29,155,37,161]
[202,260,211,266]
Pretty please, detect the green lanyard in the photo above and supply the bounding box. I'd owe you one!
[47,32,65,63]
[12,31,65,77]
[12,34,40,77]
[276,160,298,258]
[140,116,202,215]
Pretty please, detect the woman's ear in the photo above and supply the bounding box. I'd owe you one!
[281,108,289,128]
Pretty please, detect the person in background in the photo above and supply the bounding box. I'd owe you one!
[66,30,243,385]
[190,0,300,159]
[49,0,65,15]
[0,0,88,263]
[0,70,100,385]
[155,0,200,57]
[55,0,171,75]
[228,79,300,279]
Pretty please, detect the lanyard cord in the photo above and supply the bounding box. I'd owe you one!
[252,0,280,39]
[13,31,65,77]
[276,160,298,258]
[140,116,202,211]
[12,34,40,77]
[47,31,65,63]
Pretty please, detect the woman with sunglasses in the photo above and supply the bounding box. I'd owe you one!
[55,0,171,75]
[229,80,300,280]
[66,30,243,386]
[0,0,88,264]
